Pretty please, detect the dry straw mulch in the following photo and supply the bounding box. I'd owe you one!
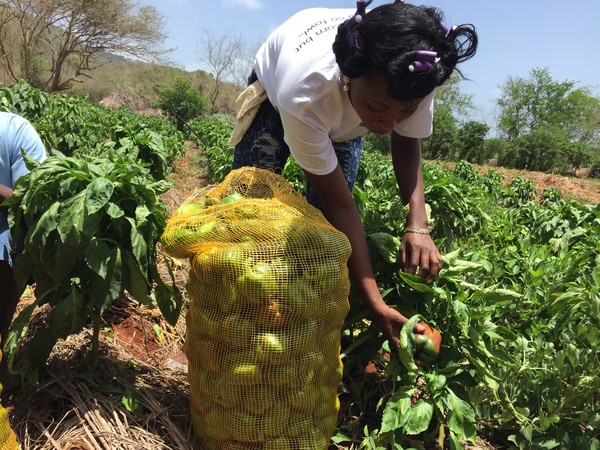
[4,295,198,450]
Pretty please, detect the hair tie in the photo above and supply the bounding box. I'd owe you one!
[408,50,440,73]
[345,0,368,49]
[440,22,458,37]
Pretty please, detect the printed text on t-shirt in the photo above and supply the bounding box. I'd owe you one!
[295,15,349,52]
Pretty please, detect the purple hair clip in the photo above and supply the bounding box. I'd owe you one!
[408,50,440,73]
[440,22,458,37]
[345,0,367,48]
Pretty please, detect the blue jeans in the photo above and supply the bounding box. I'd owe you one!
[233,73,363,210]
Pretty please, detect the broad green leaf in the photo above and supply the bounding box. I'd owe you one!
[445,390,476,443]
[84,238,112,279]
[153,280,180,326]
[26,202,60,261]
[397,271,435,294]
[127,217,148,270]
[424,372,447,395]
[135,204,152,227]
[84,177,114,214]
[396,314,420,377]
[380,389,414,433]
[452,299,470,336]
[52,287,87,338]
[56,191,87,249]
[4,302,37,369]
[106,202,124,219]
[122,250,150,304]
[122,386,144,416]
[369,232,401,264]
[482,287,523,302]
[403,399,434,435]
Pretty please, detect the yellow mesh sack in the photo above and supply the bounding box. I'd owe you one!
[162,168,352,450]
[0,346,19,450]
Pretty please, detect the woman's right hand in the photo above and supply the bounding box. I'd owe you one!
[369,301,425,349]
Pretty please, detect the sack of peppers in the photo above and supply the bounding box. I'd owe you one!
[161,167,352,449]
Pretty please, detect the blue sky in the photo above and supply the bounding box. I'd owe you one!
[142,0,600,123]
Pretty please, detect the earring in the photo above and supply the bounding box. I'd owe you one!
[342,76,350,92]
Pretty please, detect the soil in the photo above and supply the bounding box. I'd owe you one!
[434,161,600,205]
[2,141,597,449]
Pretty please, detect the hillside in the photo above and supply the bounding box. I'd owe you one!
[1,55,242,115]
[72,57,242,114]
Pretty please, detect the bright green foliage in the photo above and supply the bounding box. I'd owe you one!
[154,77,211,131]
[193,120,598,450]
[187,114,235,182]
[340,158,600,449]
[496,68,600,173]
[0,82,184,371]
[4,151,182,370]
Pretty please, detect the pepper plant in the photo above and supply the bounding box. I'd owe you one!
[3,149,183,370]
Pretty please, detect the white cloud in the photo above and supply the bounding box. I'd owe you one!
[221,0,264,10]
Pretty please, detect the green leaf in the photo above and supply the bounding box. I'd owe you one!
[445,389,476,443]
[85,177,114,214]
[122,250,150,304]
[56,191,87,250]
[122,386,144,416]
[380,389,414,433]
[4,301,37,369]
[369,232,401,264]
[452,299,471,337]
[127,217,148,270]
[106,202,124,219]
[153,281,180,326]
[424,372,447,396]
[90,247,124,314]
[481,287,523,302]
[84,238,112,279]
[52,287,87,338]
[397,271,435,294]
[403,399,434,435]
[396,314,421,377]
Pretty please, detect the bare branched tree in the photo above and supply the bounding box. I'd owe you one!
[200,29,257,112]
[0,0,170,91]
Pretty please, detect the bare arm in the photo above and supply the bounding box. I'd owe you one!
[0,184,12,202]
[304,165,423,347]
[391,132,443,280]
[0,184,13,214]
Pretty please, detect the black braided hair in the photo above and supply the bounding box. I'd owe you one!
[333,2,478,101]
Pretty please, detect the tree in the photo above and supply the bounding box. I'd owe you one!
[455,121,490,164]
[422,75,478,161]
[199,29,255,112]
[496,68,600,172]
[154,77,211,131]
[0,0,169,92]
[497,67,600,144]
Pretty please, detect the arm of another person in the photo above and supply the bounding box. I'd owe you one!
[391,131,442,281]
[304,166,424,348]
[0,115,46,213]
[0,184,12,215]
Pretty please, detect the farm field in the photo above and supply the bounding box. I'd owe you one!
[4,139,597,449]
[1,84,598,449]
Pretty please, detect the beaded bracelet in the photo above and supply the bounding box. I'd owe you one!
[404,226,430,235]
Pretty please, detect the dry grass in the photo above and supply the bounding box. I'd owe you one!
[4,292,198,449]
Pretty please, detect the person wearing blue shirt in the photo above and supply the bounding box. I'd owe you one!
[0,111,46,345]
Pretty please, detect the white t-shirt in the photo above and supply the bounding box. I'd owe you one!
[254,7,434,176]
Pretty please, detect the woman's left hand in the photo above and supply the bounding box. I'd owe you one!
[400,232,443,282]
